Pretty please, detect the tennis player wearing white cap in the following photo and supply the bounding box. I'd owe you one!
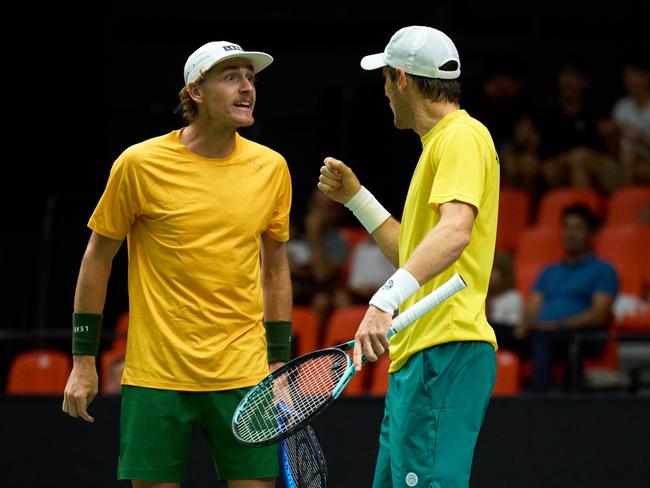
[317,26,499,487]
[62,40,293,488]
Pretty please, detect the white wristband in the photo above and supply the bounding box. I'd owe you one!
[369,268,421,314]
[344,186,391,234]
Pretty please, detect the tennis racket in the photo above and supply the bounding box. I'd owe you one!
[232,272,466,447]
[278,406,328,488]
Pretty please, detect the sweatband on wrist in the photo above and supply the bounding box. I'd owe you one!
[264,321,292,363]
[72,312,103,356]
[369,268,421,314]
[344,186,391,234]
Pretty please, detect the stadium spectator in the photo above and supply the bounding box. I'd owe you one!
[611,58,650,185]
[487,250,525,353]
[287,187,348,326]
[500,114,544,213]
[334,236,397,307]
[514,204,618,392]
[534,61,621,194]
[470,60,530,154]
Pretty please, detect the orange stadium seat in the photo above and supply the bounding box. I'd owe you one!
[291,305,321,358]
[496,187,532,253]
[100,347,125,395]
[514,226,564,298]
[583,325,620,372]
[111,310,129,355]
[536,188,604,229]
[6,349,71,395]
[594,223,648,296]
[619,308,650,334]
[605,185,650,226]
[492,350,521,396]
[322,305,370,396]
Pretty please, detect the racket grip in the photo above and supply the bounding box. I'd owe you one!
[387,273,466,338]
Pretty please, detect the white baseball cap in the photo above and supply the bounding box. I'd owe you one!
[360,26,461,80]
[184,41,274,85]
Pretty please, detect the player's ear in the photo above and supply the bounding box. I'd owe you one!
[395,67,409,92]
[187,82,202,101]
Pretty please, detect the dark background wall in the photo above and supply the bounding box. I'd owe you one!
[2,395,649,487]
[1,3,647,371]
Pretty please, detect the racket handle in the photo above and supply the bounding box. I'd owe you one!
[387,273,466,338]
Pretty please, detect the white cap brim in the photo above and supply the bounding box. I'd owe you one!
[204,51,273,75]
[360,53,386,71]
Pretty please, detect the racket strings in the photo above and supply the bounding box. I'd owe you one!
[234,351,349,444]
[284,426,326,487]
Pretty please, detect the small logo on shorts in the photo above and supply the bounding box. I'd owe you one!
[406,472,418,486]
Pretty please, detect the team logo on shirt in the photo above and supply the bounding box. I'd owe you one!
[406,472,419,486]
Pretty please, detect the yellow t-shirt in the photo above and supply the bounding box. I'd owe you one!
[390,110,499,372]
[89,130,292,390]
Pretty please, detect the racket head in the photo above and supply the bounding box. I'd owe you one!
[280,424,328,488]
[232,348,352,447]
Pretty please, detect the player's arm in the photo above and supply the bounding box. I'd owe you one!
[62,231,124,422]
[318,157,400,266]
[261,233,293,371]
[541,292,614,331]
[353,200,475,368]
[399,200,474,284]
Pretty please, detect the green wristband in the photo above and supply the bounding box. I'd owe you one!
[72,312,103,356]
[264,321,292,363]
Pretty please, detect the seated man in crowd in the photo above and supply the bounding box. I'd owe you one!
[515,204,618,392]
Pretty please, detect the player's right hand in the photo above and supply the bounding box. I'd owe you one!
[62,355,99,423]
[317,157,362,204]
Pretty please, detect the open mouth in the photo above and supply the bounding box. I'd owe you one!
[234,101,252,110]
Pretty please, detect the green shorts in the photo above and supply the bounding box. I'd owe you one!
[118,385,278,482]
[372,341,496,488]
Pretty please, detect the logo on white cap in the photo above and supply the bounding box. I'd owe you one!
[183,41,274,85]
[360,26,460,80]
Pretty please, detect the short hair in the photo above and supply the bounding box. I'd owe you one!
[177,70,210,122]
[386,61,461,104]
[562,204,598,231]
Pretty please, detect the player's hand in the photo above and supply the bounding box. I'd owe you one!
[269,361,285,373]
[353,305,392,371]
[317,157,361,205]
[62,355,98,423]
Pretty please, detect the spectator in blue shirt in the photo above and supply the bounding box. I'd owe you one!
[515,204,618,392]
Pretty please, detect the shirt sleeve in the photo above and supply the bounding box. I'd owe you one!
[265,158,292,242]
[429,125,487,213]
[88,151,142,240]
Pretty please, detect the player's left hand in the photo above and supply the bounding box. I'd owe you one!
[269,361,285,373]
[353,306,392,371]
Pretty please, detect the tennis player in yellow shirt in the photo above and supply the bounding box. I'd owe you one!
[62,41,292,488]
[318,26,499,488]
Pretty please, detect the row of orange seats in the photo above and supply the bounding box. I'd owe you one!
[497,185,650,332]
[4,344,521,397]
